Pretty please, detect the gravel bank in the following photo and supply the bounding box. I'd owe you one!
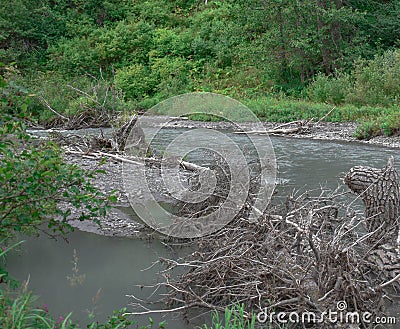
[61,117,400,237]
[164,118,400,148]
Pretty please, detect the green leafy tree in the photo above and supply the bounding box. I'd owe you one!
[0,65,113,244]
[348,0,400,50]
[48,21,154,75]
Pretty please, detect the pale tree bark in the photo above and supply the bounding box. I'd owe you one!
[344,157,400,240]
[112,115,147,154]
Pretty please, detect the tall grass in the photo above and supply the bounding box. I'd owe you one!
[0,289,72,329]
[202,304,284,329]
[203,304,257,329]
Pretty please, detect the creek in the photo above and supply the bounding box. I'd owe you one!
[9,127,400,327]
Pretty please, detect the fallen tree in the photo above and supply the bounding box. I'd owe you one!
[344,156,400,243]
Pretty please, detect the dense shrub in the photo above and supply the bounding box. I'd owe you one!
[115,64,156,100]
[354,112,400,139]
[349,49,400,106]
[115,56,192,101]
[306,72,352,105]
[150,56,192,98]
[48,21,154,75]
[307,49,400,107]
[151,28,192,58]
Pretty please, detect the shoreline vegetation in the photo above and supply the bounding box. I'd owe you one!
[2,0,400,142]
[10,77,400,140]
[2,0,400,328]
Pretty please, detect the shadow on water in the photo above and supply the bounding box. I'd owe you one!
[8,128,400,327]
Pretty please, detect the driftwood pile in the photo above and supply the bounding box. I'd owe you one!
[234,107,336,136]
[128,158,399,328]
[53,116,208,173]
[50,115,138,153]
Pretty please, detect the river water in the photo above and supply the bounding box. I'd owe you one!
[8,128,400,327]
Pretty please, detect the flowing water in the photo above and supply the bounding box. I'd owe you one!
[9,128,400,327]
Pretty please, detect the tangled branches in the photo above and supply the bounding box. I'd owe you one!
[132,187,399,328]
[41,71,126,130]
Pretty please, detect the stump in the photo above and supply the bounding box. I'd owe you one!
[111,115,147,154]
[344,157,400,241]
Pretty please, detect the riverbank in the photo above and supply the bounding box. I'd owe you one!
[58,117,400,238]
[163,117,400,149]
[30,115,400,149]
[64,151,194,238]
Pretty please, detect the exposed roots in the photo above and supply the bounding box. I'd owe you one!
[131,187,399,328]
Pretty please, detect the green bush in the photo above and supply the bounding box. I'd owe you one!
[349,49,400,106]
[151,28,192,58]
[189,2,240,69]
[0,68,113,242]
[115,64,156,100]
[354,119,382,140]
[48,21,154,75]
[150,56,192,98]
[306,72,352,105]
[133,0,177,26]
[354,111,400,139]
[0,65,30,119]
[381,112,400,136]
[116,56,192,101]
[307,49,400,108]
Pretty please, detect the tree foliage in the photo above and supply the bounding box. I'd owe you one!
[1,0,400,116]
[0,65,113,242]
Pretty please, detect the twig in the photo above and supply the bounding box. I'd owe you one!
[316,107,336,125]
[378,273,400,289]
[39,96,69,121]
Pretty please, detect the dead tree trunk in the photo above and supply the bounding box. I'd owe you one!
[344,157,400,240]
[111,115,147,154]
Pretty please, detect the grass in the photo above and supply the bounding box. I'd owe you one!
[354,112,400,139]
[203,304,257,329]
[184,95,400,140]
[0,287,168,329]
[243,96,400,124]
[202,304,285,329]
